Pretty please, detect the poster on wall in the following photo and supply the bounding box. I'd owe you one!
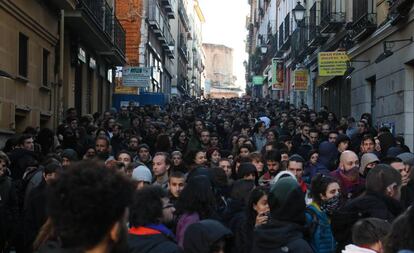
[272,58,284,90]
[294,69,308,91]
[318,51,349,76]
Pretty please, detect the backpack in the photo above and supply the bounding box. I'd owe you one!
[304,207,319,241]
[330,209,370,252]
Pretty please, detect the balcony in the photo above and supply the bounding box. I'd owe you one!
[280,14,291,50]
[320,0,346,33]
[291,22,308,62]
[308,3,329,49]
[278,23,284,50]
[161,0,174,19]
[179,0,191,32]
[149,1,175,58]
[388,0,414,25]
[350,0,376,42]
[64,0,126,65]
[179,34,189,62]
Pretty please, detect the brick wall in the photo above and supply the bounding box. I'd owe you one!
[116,0,142,66]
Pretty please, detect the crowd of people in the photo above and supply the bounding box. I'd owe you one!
[0,97,413,253]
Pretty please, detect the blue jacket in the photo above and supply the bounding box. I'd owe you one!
[305,203,336,253]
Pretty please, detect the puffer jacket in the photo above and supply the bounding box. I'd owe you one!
[305,203,336,253]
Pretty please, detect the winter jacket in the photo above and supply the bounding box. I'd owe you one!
[331,191,403,251]
[176,212,200,248]
[128,225,182,253]
[330,169,365,200]
[252,133,266,152]
[251,220,313,253]
[401,180,414,209]
[0,175,18,249]
[305,203,336,253]
[341,244,377,253]
[38,241,82,253]
[8,148,38,181]
[233,215,254,253]
[304,162,330,184]
[183,219,232,253]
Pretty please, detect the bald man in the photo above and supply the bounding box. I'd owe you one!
[330,150,365,199]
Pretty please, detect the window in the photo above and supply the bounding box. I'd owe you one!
[42,49,49,86]
[19,33,28,77]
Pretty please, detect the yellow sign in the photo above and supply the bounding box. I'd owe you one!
[294,69,308,91]
[318,51,349,76]
[114,78,138,94]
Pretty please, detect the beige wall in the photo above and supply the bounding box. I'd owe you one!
[203,43,236,86]
[0,0,58,133]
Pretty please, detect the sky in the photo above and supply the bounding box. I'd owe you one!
[198,0,250,90]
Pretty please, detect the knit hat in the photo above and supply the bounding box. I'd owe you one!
[360,153,380,176]
[268,177,306,224]
[397,152,414,166]
[132,165,152,183]
[237,162,257,179]
[270,170,297,186]
[137,144,150,151]
[61,149,79,161]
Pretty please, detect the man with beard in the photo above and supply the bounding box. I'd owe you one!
[40,160,134,253]
[330,150,365,200]
[259,150,282,185]
[128,136,140,161]
[128,186,180,253]
[95,136,114,162]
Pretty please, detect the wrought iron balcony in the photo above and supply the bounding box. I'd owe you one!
[65,0,126,65]
[179,34,189,62]
[350,0,376,42]
[291,23,308,61]
[388,0,414,25]
[179,0,191,32]
[148,0,163,33]
[320,0,346,33]
[308,3,329,51]
[279,14,291,51]
[278,22,284,51]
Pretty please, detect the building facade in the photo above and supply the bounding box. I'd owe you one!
[246,0,414,150]
[203,43,241,98]
[0,0,125,143]
[115,0,205,99]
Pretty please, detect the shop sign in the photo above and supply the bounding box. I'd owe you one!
[271,58,284,90]
[253,75,264,85]
[122,67,152,87]
[294,69,308,91]
[318,51,349,76]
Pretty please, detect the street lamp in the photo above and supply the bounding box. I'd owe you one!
[292,1,306,23]
[375,37,413,63]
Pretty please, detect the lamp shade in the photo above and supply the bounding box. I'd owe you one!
[293,1,306,23]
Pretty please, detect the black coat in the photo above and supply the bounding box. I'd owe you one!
[24,180,48,250]
[401,180,414,209]
[0,175,18,248]
[251,220,313,253]
[128,232,181,253]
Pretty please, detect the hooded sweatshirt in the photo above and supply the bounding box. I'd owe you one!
[183,219,232,253]
[342,244,377,253]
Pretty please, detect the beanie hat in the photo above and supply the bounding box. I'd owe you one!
[137,144,150,151]
[268,177,306,224]
[269,177,300,209]
[397,152,414,166]
[237,162,257,179]
[366,164,402,194]
[61,149,79,161]
[132,165,152,183]
[270,170,297,186]
[360,153,380,175]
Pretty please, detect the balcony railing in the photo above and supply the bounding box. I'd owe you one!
[291,22,308,61]
[179,0,191,32]
[388,0,414,25]
[278,22,284,50]
[148,0,162,31]
[114,17,126,55]
[179,34,189,62]
[320,0,346,33]
[79,0,126,57]
[161,0,174,18]
[351,0,376,42]
[284,14,290,42]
